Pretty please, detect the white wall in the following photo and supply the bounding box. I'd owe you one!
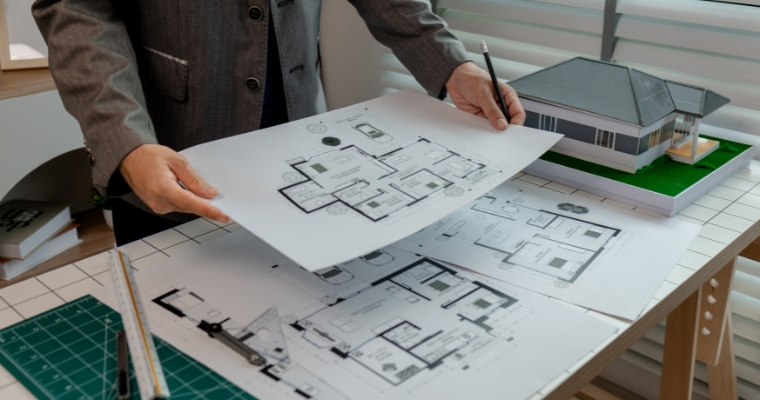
[320,0,393,110]
[4,0,48,57]
[0,89,92,213]
[0,90,84,202]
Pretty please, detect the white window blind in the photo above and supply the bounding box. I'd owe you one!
[320,1,760,398]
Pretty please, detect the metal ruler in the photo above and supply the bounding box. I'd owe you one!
[110,245,170,400]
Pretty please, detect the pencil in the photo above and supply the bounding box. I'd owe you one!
[480,40,510,124]
[117,330,131,400]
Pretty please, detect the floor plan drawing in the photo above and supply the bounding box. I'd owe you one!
[395,181,702,320]
[180,89,563,270]
[150,285,349,400]
[289,257,525,388]
[153,289,292,364]
[93,230,617,400]
[434,192,622,284]
[280,110,501,222]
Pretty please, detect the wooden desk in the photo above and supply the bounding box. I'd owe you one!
[0,68,55,101]
[0,162,756,398]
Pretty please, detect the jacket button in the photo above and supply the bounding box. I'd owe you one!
[246,77,261,91]
[85,147,95,167]
[248,6,263,21]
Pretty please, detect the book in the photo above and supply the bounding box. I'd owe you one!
[0,200,71,259]
[0,223,81,280]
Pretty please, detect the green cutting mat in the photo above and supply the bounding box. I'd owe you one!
[0,295,257,400]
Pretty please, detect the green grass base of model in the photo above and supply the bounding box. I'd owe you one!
[538,136,752,197]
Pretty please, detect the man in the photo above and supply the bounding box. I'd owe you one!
[33,0,525,245]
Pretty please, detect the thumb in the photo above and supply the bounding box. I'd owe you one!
[480,88,508,130]
[170,156,219,199]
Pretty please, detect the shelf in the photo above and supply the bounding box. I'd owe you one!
[0,68,56,101]
[0,208,115,289]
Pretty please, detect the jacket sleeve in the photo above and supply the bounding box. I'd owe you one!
[348,0,470,99]
[32,0,157,196]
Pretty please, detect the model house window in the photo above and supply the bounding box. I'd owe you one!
[661,121,676,144]
[540,115,556,132]
[614,134,639,155]
[649,129,661,148]
[556,119,596,144]
[595,130,614,149]
[524,111,540,129]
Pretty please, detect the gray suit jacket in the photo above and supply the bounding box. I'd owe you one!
[32,0,469,218]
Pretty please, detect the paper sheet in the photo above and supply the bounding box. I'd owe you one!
[394,180,702,320]
[92,230,616,400]
[181,89,562,271]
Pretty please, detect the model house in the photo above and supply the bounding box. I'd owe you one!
[509,57,730,173]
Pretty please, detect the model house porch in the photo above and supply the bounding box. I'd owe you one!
[666,136,719,164]
[664,113,719,164]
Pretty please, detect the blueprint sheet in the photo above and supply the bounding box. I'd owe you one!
[180,89,562,271]
[92,230,616,400]
[395,180,702,320]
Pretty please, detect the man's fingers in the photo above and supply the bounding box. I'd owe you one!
[167,187,230,223]
[119,144,228,222]
[507,93,526,126]
[499,82,526,126]
[169,155,218,199]
[509,108,526,126]
[479,87,508,130]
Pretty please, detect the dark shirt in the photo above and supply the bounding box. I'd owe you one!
[260,13,289,129]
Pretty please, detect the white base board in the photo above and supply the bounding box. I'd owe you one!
[524,147,755,217]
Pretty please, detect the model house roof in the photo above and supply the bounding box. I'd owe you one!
[508,57,730,127]
[664,81,731,119]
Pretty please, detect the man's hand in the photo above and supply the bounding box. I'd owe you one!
[120,144,230,223]
[445,62,526,130]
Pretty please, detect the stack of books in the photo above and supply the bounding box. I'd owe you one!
[0,200,81,280]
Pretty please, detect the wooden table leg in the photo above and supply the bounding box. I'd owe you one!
[660,258,738,399]
[697,258,737,399]
[706,314,738,399]
[660,289,700,399]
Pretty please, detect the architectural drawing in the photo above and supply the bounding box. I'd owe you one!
[435,192,621,284]
[153,290,292,364]
[101,230,616,400]
[147,250,531,398]
[290,258,524,387]
[151,287,348,399]
[180,89,563,270]
[280,111,500,222]
[396,182,701,319]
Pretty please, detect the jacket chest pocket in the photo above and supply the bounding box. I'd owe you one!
[139,46,189,102]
